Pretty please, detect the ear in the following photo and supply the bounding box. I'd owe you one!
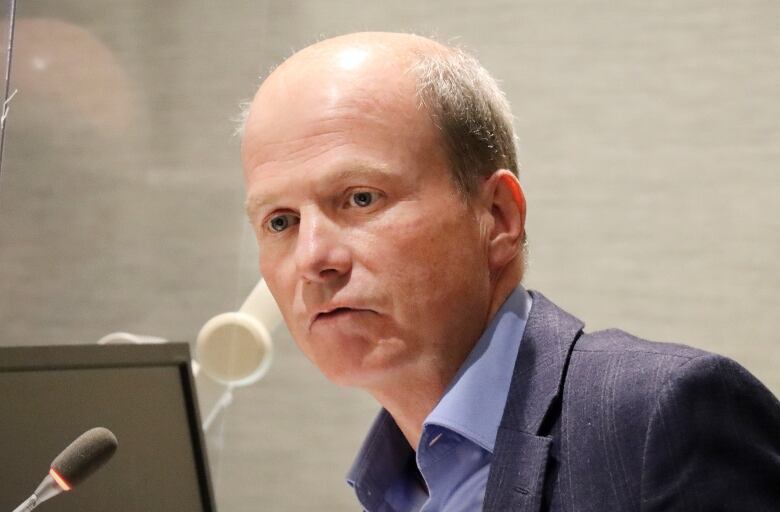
[480,170,526,273]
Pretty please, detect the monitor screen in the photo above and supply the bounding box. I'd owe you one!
[0,343,216,512]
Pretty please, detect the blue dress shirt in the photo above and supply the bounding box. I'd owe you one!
[347,286,532,511]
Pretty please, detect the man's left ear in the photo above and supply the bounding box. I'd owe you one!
[480,170,526,272]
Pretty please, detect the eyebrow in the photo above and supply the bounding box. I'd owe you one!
[245,193,277,219]
[244,161,392,218]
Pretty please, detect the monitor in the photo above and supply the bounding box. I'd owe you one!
[0,343,217,512]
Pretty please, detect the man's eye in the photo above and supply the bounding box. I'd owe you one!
[266,213,299,233]
[349,191,377,208]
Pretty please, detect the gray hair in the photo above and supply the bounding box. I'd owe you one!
[411,46,519,198]
[412,46,527,275]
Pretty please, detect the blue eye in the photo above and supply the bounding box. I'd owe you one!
[350,191,375,207]
[267,213,299,233]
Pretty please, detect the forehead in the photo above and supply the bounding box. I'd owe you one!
[241,53,445,187]
[244,60,418,152]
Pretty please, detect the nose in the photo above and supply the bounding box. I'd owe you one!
[294,210,351,283]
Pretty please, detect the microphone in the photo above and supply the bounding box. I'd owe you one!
[12,427,118,512]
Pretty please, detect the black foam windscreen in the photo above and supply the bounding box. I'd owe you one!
[50,427,118,488]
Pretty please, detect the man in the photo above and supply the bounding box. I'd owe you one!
[240,32,779,511]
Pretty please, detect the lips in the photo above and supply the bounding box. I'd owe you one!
[309,306,374,329]
[318,307,355,318]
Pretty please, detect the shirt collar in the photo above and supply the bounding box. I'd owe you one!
[346,285,532,507]
[423,285,531,453]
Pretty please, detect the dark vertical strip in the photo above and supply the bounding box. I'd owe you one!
[0,0,17,189]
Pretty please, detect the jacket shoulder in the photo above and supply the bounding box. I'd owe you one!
[556,329,780,511]
[555,330,703,510]
[574,327,707,359]
[640,351,780,510]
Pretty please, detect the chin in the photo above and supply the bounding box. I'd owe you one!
[322,366,399,389]
[322,369,364,388]
[313,340,411,390]
[306,355,369,387]
[311,351,378,388]
[296,333,367,383]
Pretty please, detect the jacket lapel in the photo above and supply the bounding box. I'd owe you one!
[483,291,584,512]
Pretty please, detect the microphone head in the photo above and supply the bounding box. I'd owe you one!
[50,427,118,489]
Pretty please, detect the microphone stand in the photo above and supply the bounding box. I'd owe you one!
[11,474,62,512]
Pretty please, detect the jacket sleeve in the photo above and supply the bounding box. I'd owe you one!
[640,353,780,511]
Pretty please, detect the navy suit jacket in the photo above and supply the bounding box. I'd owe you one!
[483,291,780,511]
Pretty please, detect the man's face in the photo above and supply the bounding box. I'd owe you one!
[241,51,493,388]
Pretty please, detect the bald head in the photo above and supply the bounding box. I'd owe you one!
[242,33,435,174]
[241,32,519,198]
[272,32,445,75]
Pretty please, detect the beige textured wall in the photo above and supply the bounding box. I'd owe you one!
[0,2,777,510]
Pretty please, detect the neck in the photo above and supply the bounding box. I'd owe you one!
[369,349,470,450]
[368,366,451,449]
[487,260,522,322]
[367,266,521,449]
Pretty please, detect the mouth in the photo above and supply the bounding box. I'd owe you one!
[318,307,356,319]
[310,307,373,329]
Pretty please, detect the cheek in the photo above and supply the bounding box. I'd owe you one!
[258,247,297,319]
[366,204,488,315]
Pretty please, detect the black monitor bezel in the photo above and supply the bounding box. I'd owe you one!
[0,342,217,512]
